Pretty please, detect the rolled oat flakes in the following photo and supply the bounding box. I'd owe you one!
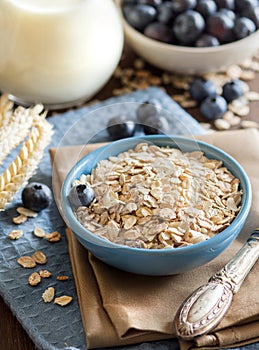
[74,143,242,249]
[28,272,41,286]
[31,251,47,264]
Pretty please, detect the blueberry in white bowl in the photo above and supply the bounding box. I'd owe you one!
[117,0,259,73]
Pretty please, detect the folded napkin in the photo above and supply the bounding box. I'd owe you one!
[50,128,259,350]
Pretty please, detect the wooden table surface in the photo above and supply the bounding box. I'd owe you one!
[1,46,259,350]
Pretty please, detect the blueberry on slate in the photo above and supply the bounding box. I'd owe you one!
[173,10,205,45]
[136,99,162,125]
[22,182,52,212]
[200,96,227,120]
[234,17,256,39]
[222,79,244,102]
[189,78,217,103]
[143,115,170,135]
[107,115,136,141]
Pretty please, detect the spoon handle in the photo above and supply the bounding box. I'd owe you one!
[175,229,259,341]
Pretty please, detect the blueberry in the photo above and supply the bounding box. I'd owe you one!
[222,79,244,102]
[136,100,162,124]
[144,22,172,42]
[195,33,220,47]
[173,10,205,45]
[235,0,259,14]
[123,4,157,31]
[200,96,228,120]
[143,115,170,134]
[139,0,162,7]
[123,0,259,48]
[241,7,259,29]
[68,184,94,208]
[206,12,235,43]
[122,0,138,4]
[195,0,217,18]
[215,0,235,9]
[107,115,136,140]
[171,0,197,13]
[189,78,217,103]
[219,8,236,21]
[22,182,52,212]
[157,1,176,24]
[234,17,256,39]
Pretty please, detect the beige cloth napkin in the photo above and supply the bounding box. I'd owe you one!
[50,129,259,349]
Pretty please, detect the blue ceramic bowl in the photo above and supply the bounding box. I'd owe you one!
[61,135,252,275]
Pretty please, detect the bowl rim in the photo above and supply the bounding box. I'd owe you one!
[61,135,252,255]
[116,0,259,54]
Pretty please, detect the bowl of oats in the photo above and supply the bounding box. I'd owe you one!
[117,0,259,74]
[61,135,252,275]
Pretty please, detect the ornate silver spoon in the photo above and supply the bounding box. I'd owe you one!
[175,229,259,340]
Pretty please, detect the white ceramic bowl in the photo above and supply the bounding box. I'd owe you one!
[117,0,259,74]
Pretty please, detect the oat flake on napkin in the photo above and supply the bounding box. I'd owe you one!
[50,128,259,350]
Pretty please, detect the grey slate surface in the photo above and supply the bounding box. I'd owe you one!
[0,87,258,350]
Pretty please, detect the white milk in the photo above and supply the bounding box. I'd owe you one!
[0,0,123,108]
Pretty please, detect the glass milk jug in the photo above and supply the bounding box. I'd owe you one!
[0,0,124,109]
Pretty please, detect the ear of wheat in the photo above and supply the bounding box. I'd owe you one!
[0,95,53,211]
[0,94,13,126]
[0,94,47,165]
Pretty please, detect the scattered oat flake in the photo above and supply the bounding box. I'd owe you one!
[17,256,36,268]
[226,65,242,79]
[54,295,73,306]
[13,214,27,224]
[179,99,198,108]
[32,251,47,264]
[240,70,256,81]
[229,104,250,117]
[39,269,52,278]
[9,229,23,240]
[17,206,38,217]
[45,231,61,242]
[240,120,259,129]
[245,91,259,101]
[42,287,55,303]
[57,275,69,281]
[28,272,41,286]
[214,119,231,130]
[33,227,45,238]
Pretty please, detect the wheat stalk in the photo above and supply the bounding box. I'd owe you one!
[0,94,13,127]
[0,94,47,165]
[0,119,53,210]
